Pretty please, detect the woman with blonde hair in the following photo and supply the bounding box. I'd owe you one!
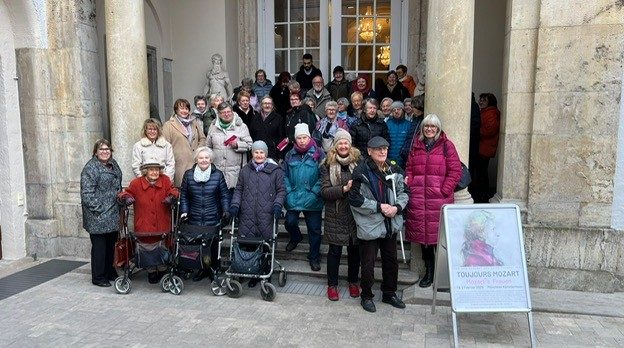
[132,118,175,180]
[320,129,362,301]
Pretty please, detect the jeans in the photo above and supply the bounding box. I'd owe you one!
[327,242,360,286]
[284,210,322,262]
[90,231,117,283]
[359,234,399,300]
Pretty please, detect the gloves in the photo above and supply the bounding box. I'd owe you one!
[222,211,231,222]
[117,193,134,206]
[162,195,175,205]
[229,206,240,218]
[273,205,282,219]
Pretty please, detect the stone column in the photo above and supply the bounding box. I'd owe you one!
[424,0,474,203]
[238,0,258,80]
[105,0,149,184]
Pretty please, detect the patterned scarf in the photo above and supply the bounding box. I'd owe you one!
[329,153,357,186]
[176,115,196,144]
[294,138,322,161]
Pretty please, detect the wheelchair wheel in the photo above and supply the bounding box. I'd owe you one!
[226,279,243,298]
[260,282,276,302]
[160,274,172,292]
[114,276,131,294]
[278,271,287,287]
[211,277,228,296]
[169,275,184,295]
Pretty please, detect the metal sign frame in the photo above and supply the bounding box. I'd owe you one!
[431,203,536,347]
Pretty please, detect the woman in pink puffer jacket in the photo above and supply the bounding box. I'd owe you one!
[404,114,462,288]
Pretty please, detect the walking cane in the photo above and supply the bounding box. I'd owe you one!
[385,173,406,263]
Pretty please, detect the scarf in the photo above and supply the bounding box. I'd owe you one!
[252,160,267,172]
[218,117,233,130]
[176,115,196,144]
[329,153,357,186]
[294,138,322,161]
[424,138,436,152]
[193,165,212,183]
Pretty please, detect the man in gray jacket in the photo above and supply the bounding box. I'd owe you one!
[349,136,409,313]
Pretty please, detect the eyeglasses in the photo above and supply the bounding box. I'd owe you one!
[423,125,437,129]
[98,147,111,151]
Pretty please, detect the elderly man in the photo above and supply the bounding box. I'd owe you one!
[349,136,408,313]
[305,75,332,118]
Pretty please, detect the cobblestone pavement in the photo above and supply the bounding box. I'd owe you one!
[1,261,624,347]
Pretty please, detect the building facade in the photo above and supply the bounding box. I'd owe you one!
[0,0,622,292]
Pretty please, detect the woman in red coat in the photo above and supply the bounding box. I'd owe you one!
[118,160,179,283]
[404,114,462,288]
[475,93,501,203]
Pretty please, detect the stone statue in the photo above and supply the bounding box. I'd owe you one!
[203,53,233,100]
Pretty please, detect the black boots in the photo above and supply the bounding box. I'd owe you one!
[418,259,435,288]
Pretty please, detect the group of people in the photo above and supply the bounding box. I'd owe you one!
[80,53,499,313]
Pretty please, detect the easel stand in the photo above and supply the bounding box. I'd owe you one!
[432,204,537,347]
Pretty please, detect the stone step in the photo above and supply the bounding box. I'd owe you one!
[277,259,419,286]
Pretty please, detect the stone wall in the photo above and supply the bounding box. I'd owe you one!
[18,0,103,258]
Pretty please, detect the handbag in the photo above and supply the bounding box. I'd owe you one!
[230,242,262,274]
[113,237,134,268]
[443,142,472,192]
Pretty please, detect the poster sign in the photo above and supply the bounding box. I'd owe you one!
[438,204,531,312]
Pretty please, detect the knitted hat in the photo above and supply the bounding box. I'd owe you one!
[294,123,311,138]
[391,101,404,109]
[251,140,268,154]
[332,128,352,146]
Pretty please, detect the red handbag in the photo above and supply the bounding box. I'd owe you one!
[113,237,134,268]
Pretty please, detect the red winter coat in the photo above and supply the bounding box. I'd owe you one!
[123,175,179,241]
[404,132,462,245]
[479,106,500,158]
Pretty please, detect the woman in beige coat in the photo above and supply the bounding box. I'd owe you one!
[162,98,206,186]
[132,118,175,180]
[205,102,253,190]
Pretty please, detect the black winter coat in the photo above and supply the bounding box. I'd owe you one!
[180,164,230,227]
[285,105,317,142]
[377,82,410,102]
[349,116,390,155]
[249,111,285,161]
[231,161,286,239]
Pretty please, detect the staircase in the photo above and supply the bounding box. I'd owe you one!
[271,215,420,285]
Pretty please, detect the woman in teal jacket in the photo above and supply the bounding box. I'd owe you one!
[283,123,326,271]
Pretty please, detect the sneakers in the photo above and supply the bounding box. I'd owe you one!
[348,283,360,298]
[382,294,406,309]
[361,298,376,313]
[327,286,339,301]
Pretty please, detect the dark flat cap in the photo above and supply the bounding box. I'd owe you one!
[367,136,390,148]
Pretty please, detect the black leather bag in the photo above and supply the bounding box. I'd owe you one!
[230,242,262,274]
[443,142,472,192]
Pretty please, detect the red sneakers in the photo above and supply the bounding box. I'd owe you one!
[348,283,360,298]
[327,286,339,301]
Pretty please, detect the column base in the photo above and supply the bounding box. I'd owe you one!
[453,188,474,204]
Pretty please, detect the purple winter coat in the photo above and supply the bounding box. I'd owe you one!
[230,160,285,239]
[404,132,462,245]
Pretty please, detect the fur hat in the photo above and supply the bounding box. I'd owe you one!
[294,123,311,138]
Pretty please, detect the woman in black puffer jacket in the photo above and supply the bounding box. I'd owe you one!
[179,146,230,281]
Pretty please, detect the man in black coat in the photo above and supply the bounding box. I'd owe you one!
[294,53,322,94]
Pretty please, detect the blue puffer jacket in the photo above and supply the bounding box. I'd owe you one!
[284,143,325,211]
[180,164,230,227]
[385,116,413,168]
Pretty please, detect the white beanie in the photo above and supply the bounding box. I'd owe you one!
[294,123,311,138]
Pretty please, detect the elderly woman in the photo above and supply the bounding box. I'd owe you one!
[230,141,285,287]
[248,96,285,161]
[320,129,362,301]
[385,100,412,168]
[351,75,377,101]
[377,70,410,102]
[162,98,206,186]
[179,146,230,281]
[284,123,326,272]
[233,90,258,126]
[80,139,122,287]
[132,118,175,180]
[336,97,358,129]
[205,102,253,192]
[404,114,462,288]
[313,101,349,153]
[118,160,179,283]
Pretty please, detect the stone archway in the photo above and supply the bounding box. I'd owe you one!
[0,0,32,259]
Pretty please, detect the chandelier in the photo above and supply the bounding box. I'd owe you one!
[377,45,390,67]
[358,6,382,42]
